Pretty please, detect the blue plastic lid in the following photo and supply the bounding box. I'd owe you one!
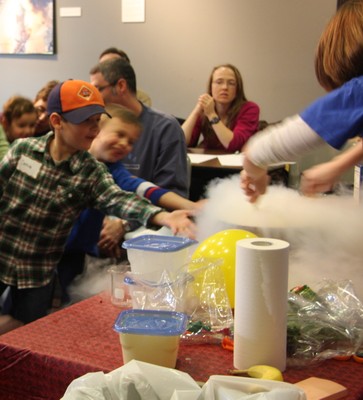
[113,309,188,336]
[122,235,197,252]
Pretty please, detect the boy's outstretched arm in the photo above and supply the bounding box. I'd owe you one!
[150,210,196,239]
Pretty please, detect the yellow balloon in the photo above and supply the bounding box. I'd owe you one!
[191,229,257,308]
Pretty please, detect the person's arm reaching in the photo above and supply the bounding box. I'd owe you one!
[241,115,325,202]
[98,166,203,256]
[149,210,196,238]
[158,191,202,211]
[99,192,202,256]
[300,139,363,195]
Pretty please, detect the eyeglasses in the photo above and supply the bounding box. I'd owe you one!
[212,80,237,87]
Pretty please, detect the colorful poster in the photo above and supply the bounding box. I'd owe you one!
[0,0,54,54]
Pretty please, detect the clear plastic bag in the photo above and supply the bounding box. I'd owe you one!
[124,258,234,341]
[182,258,234,340]
[124,266,194,313]
[62,360,306,400]
[287,279,363,367]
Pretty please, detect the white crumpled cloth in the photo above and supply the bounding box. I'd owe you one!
[61,360,306,400]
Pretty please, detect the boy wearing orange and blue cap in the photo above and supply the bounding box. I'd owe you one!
[0,80,195,333]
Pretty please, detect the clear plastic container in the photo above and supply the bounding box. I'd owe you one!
[122,235,197,281]
[108,264,132,308]
[113,309,188,368]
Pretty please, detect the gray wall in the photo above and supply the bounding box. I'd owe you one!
[0,0,336,122]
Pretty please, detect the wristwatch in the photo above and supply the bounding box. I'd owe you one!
[209,116,221,125]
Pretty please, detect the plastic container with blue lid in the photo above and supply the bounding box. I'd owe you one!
[114,309,188,335]
[114,309,188,368]
[122,235,197,252]
[122,235,197,281]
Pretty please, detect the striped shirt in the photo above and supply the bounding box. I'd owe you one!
[0,132,162,289]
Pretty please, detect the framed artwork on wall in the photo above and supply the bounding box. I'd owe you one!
[0,0,55,55]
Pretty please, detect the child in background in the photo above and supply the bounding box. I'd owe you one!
[33,80,59,136]
[57,103,201,303]
[0,95,37,159]
[0,79,196,334]
[241,0,363,202]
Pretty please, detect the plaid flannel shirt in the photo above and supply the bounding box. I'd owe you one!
[0,133,162,289]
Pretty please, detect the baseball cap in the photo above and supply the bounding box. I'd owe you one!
[47,79,110,124]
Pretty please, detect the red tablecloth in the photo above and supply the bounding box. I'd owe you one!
[0,292,362,400]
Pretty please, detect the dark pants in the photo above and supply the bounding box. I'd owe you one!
[57,251,86,304]
[0,278,55,324]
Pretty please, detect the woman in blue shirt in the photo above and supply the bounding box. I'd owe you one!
[241,0,363,202]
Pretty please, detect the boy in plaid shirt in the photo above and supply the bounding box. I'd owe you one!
[0,79,195,333]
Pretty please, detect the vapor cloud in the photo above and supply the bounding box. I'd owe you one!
[196,175,363,301]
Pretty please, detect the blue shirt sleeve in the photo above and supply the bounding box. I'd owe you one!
[110,161,144,193]
[109,162,169,205]
[300,76,363,149]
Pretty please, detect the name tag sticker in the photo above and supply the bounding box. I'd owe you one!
[17,155,42,179]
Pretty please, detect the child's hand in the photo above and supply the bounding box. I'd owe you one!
[98,217,125,257]
[151,210,197,239]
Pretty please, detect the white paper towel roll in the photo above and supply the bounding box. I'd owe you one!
[233,238,290,371]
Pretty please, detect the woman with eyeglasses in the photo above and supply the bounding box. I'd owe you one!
[182,64,260,152]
